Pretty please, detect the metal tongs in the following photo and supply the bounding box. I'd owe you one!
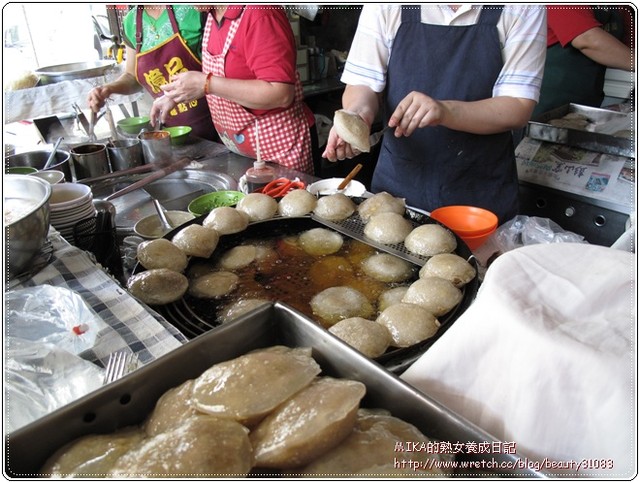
[259,177,306,197]
[72,103,91,137]
[104,106,119,141]
[88,105,108,142]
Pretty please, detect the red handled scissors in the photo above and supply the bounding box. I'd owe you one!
[259,177,306,198]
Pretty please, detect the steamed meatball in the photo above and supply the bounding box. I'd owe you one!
[278,189,317,217]
[203,206,249,235]
[236,193,278,222]
[361,253,414,283]
[313,193,356,222]
[358,192,406,222]
[404,224,457,257]
[310,286,374,327]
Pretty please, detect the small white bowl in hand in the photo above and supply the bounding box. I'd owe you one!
[307,178,366,197]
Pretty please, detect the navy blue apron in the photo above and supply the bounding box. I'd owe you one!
[371,5,518,224]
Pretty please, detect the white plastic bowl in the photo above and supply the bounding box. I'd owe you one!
[50,206,97,227]
[50,183,93,210]
[307,177,366,197]
[134,210,195,239]
[30,170,65,184]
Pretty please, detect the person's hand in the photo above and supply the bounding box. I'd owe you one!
[150,95,178,127]
[160,71,207,104]
[389,91,446,137]
[87,86,111,113]
[322,126,362,162]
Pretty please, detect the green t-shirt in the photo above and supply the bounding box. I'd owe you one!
[122,5,204,59]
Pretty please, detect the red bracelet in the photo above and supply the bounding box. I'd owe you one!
[204,72,213,95]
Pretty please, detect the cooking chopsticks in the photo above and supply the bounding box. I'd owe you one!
[104,157,192,201]
[77,163,157,184]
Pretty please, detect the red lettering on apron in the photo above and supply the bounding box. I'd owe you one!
[134,6,215,140]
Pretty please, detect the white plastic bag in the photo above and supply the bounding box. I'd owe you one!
[6,284,105,355]
[5,339,105,433]
[5,285,107,432]
[494,215,587,253]
[473,215,588,275]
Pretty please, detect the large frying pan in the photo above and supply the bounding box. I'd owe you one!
[133,200,479,374]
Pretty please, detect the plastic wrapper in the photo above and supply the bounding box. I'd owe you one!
[6,285,105,355]
[5,285,108,433]
[473,215,588,278]
[5,340,106,433]
[494,215,587,251]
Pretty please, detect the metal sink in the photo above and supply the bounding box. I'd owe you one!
[88,169,237,234]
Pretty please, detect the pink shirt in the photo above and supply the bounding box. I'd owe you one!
[546,5,602,47]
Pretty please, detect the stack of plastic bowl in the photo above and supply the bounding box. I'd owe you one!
[429,205,499,250]
[48,183,96,242]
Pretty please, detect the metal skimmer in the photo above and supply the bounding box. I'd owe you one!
[311,206,433,267]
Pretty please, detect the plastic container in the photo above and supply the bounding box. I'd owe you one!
[244,160,275,193]
[429,205,498,237]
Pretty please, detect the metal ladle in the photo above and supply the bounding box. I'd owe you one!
[43,137,64,170]
[152,198,173,232]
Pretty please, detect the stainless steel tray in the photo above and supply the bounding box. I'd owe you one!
[35,60,116,85]
[5,302,544,478]
[88,170,237,235]
[527,103,634,158]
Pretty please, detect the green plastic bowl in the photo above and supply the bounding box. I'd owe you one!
[117,116,152,135]
[162,126,193,145]
[6,166,38,174]
[188,190,246,216]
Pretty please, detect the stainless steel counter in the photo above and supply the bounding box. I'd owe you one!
[172,137,319,185]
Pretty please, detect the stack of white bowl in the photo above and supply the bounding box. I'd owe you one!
[49,183,96,242]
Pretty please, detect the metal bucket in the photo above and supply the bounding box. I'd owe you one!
[107,138,143,171]
[71,143,111,180]
[138,130,172,165]
[6,150,73,182]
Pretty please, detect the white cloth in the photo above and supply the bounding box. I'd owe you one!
[4,67,142,123]
[401,243,636,478]
[341,4,547,101]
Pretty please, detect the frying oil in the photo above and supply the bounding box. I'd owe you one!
[186,235,418,327]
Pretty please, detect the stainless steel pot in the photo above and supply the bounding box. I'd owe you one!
[5,175,52,277]
[6,150,73,182]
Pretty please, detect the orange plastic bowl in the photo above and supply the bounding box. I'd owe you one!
[429,205,498,238]
[459,229,497,250]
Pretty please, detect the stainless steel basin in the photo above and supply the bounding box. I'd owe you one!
[88,169,237,233]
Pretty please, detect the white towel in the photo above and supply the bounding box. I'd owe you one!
[402,243,636,478]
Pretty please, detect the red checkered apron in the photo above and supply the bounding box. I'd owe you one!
[201,10,313,173]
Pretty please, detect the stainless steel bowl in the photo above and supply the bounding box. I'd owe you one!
[5,175,52,277]
[6,150,73,182]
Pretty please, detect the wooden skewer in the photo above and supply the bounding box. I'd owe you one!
[338,163,363,190]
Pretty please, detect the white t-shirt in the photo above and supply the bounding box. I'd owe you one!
[341,4,547,101]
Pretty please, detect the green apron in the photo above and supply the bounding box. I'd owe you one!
[533,7,624,118]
